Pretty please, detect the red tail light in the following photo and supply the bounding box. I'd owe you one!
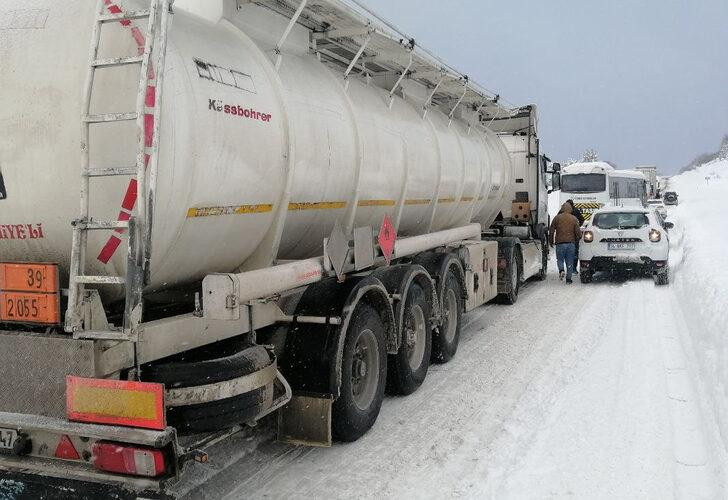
[92,442,166,477]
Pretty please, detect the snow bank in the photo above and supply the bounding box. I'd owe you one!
[669,159,728,449]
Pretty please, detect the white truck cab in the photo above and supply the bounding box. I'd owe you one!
[579,206,671,285]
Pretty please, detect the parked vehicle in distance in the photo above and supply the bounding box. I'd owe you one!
[647,199,668,220]
[663,191,679,205]
[560,162,648,221]
[579,206,672,285]
[635,165,659,198]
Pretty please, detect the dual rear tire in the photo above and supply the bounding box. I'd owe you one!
[387,283,433,395]
[333,264,464,441]
[332,304,388,442]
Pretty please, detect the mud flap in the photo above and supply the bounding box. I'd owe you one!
[277,393,333,447]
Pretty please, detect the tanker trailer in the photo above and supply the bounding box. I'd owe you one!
[0,0,559,492]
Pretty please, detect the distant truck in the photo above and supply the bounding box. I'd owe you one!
[635,165,659,198]
[559,162,648,221]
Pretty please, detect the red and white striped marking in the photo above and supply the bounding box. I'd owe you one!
[97,0,157,264]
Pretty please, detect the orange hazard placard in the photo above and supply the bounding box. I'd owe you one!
[0,262,58,293]
[0,290,60,325]
[0,262,60,325]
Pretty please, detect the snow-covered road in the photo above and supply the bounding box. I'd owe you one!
[173,230,727,499]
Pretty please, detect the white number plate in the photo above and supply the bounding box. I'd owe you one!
[608,242,635,251]
[0,428,18,450]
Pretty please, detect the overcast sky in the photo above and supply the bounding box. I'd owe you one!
[362,0,728,174]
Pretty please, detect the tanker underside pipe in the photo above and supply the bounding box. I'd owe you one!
[205,224,481,305]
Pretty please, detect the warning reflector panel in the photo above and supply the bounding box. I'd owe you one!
[66,376,165,430]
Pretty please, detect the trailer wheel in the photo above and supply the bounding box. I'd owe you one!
[142,341,273,434]
[387,282,432,395]
[432,271,463,364]
[333,304,387,442]
[580,271,593,284]
[499,246,522,305]
[535,241,548,281]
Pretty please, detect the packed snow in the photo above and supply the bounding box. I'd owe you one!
[170,162,728,499]
[669,159,728,461]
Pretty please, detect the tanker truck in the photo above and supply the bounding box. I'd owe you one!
[0,0,559,493]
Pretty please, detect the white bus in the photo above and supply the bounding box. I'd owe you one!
[560,162,647,220]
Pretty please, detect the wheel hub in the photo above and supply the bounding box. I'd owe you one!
[350,329,379,410]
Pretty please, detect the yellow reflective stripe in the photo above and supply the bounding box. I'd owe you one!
[288,201,347,211]
[358,199,396,207]
[187,197,443,217]
[187,204,274,218]
[404,198,431,206]
[460,196,475,202]
[71,386,158,420]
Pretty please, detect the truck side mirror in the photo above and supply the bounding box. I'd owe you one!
[551,172,561,192]
[552,162,561,172]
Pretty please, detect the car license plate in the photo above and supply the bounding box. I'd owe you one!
[0,428,18,451]
[608,242,635,251]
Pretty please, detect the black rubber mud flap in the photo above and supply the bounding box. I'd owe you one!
[0,470,173,500]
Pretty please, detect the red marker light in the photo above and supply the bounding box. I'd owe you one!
[92,442,166,478]
[54,435,80,460]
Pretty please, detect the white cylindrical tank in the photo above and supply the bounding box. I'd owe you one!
[0,0,513,297]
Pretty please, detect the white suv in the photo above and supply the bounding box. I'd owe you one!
[579,206,671,285]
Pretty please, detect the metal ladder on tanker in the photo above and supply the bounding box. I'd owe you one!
[65,0,171,340]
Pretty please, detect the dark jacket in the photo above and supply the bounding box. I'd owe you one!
[571,206,585,226]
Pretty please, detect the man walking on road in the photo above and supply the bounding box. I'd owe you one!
[550,203,583,284]
[566,199,585,273]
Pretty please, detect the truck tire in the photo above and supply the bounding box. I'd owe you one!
[142,340,272,434]
[432,271,463,364]
[387,282,432,395]
[535,241,548,281]
[499,246,522,305]
[333,304,388,442]
[654,270,669,286]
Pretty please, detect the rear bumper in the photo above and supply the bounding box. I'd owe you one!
[0,412,178,493]
[581,256,668,274]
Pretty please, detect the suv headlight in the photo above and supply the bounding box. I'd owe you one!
[649,229,661,242]
[583,230,594,243]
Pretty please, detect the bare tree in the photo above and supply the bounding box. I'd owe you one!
[582,149,599,162]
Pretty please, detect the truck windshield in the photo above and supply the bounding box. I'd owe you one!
[561,174,606,193]
[593,212,649,230]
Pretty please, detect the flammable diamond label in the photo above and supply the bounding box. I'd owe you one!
[378,215,396,265]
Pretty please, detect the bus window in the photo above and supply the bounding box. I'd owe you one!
[561,174,606,193]
[610,178,646,201]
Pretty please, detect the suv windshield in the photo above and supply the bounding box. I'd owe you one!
[593,212,649,230]
[561,173,606,193]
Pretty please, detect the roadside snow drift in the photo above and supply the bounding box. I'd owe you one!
[668,159,728,451]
